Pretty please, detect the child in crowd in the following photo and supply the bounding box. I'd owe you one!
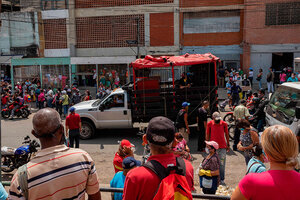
[173,132,192,160]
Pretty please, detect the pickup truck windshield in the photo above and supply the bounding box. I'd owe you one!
[92,95,108,107]
[268,86,300,124]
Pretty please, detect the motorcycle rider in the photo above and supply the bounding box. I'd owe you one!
[9,93,23,120]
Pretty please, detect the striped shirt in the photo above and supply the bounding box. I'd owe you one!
[9,145,100,200]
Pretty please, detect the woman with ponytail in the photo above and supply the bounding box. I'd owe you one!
[232,125,300,200]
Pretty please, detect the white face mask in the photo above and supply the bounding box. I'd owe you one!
[205,147,210,154]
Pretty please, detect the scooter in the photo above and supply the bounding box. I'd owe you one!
[1,136,40,172]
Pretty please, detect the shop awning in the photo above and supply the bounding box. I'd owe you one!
[131,53,219,69]
[0,56,23,64]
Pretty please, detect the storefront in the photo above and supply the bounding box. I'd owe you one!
[71,56,135,89]
[0,56,23,81]
[11,57,70,90]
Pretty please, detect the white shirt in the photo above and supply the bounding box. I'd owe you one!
[249,71,253,78]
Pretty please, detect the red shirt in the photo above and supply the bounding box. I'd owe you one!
[2,95,8,105]
[113,152,124,173]
[65,113,81,130]
[123,153,194,200]
[239,170,300,200]
[206,120,228,149]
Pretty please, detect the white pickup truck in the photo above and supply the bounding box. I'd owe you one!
[265,82,300,134]
[73,88,133,139]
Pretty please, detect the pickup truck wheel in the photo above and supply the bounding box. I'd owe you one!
[80,121,95,139]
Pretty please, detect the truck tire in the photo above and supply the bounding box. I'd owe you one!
[80,121,95,139]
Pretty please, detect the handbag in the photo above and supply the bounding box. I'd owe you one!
[199,155,219,190]
[256,77,261,81]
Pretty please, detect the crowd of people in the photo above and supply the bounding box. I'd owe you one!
[220,66,300,102]
[0,102,297,199]
[0,78,117,120]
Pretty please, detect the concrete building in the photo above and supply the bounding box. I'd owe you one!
[3,0,300,87]
[180,0,244,70]
[243,0,300,83]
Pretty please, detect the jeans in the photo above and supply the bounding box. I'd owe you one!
[47,98,53,108]
[248,77,253,87]
[217,148,226,181]
[56,104,62,116]
[38,101,44,109]
[63,105,69,116]
[267,81,274,93]
[233,126,241,150]
[257,118,265,132]
[11,105,20,117]
[259,79,262,89]
[232,93,240,106]
[69,129,80,148]
[198,128,206,151]
[202,188,217,194]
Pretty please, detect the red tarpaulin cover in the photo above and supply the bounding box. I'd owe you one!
[131,53,219,69]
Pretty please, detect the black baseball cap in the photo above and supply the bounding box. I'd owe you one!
[146,116,175,146]
[122,157,141,170]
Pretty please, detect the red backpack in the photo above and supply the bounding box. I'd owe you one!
[144,157,193,200]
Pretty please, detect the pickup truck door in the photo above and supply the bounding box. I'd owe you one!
[97,93,131,128]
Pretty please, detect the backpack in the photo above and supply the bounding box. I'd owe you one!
[175,109,186,129]
[143,157,193,200]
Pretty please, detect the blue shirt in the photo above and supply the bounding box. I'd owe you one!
[247,157,266,174]
[0,183,8,200]
[287,77,298,82]
[110,171,126,200]
[226,82,232,94]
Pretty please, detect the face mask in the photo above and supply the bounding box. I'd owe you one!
[239,128,245,132]
[205,147,210,154]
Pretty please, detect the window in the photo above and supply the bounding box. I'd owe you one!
[102,94,124,109]
[266,2,300,25]
[41,0,68,10]
[268,86,300,125]
[183,10,240,34]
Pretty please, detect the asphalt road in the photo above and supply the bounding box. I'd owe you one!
[1,111,249,199]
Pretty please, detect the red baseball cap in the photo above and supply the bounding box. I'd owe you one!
[120,139,134,148]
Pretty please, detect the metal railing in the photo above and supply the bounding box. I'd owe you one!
[1,182,230,200]
[101,187,230,199]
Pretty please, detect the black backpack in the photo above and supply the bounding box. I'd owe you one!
[175,109,186,129]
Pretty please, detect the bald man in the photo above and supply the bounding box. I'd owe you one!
[9,108,101,200]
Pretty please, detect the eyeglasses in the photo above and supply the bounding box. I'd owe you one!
[34,124,61,138]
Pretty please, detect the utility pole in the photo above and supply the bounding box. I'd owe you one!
[136,18,140,58]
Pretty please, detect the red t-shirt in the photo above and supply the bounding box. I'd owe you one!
[2,95,8,105]
[113,152,124,173]
[123,153,194,200]
[65,113,81,130]
[239,170,300,200]
[206,120,228,149]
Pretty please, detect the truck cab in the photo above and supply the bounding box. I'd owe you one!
[265,82,300,134]
[73,88,132,139]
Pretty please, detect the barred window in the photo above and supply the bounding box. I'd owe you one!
[40,0,68,10]
[75,0,173,8]
[266,2,300,25]
[76,15,145,48]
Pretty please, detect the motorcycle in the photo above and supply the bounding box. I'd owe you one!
[1,136,40,172]
[1,103,30,119]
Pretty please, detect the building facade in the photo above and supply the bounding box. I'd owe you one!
[2,0,300,87]
[243,0,300,83]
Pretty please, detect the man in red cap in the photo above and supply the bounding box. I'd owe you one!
[113,139,134,173]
